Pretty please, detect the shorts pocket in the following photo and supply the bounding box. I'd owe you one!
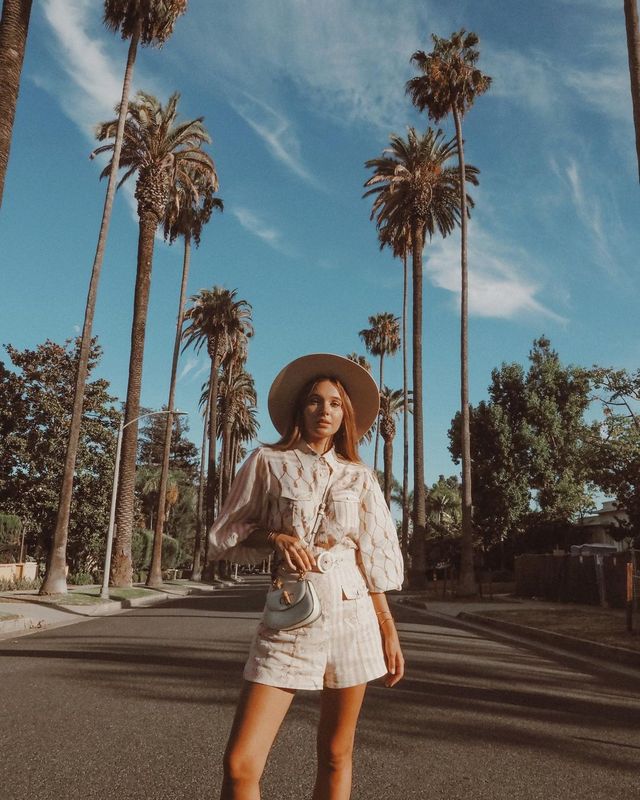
[340,568,369,600]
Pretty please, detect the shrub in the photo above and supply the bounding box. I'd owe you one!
[68,571,94,586]
[0,576,42,592]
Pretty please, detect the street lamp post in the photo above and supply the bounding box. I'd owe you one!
[101,409,186,600]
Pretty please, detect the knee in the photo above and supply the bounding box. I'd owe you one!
[223,746,262,786]
[317,738,354,773]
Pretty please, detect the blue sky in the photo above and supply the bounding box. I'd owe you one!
[1,0,638,489]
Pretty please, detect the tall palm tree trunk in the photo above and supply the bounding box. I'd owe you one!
[231,434,239,483]
[41,30,139,595]
[453,107,476,597]
[373,354,384,473]
[409,221,426,589]
[147,233,191,588]
[383,437,393,508]
[111,209,158,587]
[625,0,640,181]
[0,0,33,209]
[206,343,220,528]
[401,249,410,576]
[221,416,234,503]
[191,391,210,581]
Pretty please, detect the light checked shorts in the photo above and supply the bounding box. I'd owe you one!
[243,547,388,690]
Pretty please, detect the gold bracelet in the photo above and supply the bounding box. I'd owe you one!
[266,530,279,548]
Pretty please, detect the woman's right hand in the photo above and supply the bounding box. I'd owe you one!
[271,532,317,574]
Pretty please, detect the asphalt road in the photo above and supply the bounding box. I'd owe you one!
[0,578,639,800]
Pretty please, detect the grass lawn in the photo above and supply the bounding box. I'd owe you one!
[30,586,161,606]
[479,607,640,653]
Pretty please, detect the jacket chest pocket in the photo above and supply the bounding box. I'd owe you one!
[270,489,313,534]
[330,490,360,533]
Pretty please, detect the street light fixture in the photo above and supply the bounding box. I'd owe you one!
[101,409,187,600]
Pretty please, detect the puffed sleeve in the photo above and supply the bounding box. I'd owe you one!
[356,469,404,592]
[207,447,271,565]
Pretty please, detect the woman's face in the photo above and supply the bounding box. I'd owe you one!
[302,380,344,446]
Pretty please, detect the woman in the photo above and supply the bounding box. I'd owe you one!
[208,353,405,800]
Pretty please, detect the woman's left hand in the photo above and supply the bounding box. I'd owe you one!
[380,620,404,687]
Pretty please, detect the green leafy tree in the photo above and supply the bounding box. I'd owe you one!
[138,410,199,480]
[450,337,595,562]
[0,514,22,561]
[0,339,117,579]
[364,126,478,588]
[590,367,640,542]
[46,0,188,595]
[92,91,213,587]
[449,367,531,565]
[526,337,595,521]
[407,29,491,596]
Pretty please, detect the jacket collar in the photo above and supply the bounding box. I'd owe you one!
[294,439,338,469]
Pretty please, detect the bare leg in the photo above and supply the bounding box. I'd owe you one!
[220,681,295,800]
[312,683,367,800]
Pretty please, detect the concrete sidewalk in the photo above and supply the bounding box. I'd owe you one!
[0,579,238,638]
[395,592,640,670]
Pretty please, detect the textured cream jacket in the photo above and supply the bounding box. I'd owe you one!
[208,441,404,593]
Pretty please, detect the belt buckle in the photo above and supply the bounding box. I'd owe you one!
[316,551,333,573]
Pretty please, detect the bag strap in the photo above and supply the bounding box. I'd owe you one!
[310,468,335,540]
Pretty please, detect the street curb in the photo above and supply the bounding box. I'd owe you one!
[0,585,217,635]
[458,611,640,669]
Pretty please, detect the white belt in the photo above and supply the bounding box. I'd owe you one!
[313,548,355,574]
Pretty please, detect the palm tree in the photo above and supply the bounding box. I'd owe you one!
[0,0,33,208]
[182,288,253,532]
[42,1,188,595]
[379,386,409,508]
[377,222,412,579]
[626,0,640,181]
[345,353,375,446]
[146,165,222,588]
[407,30,491,596]
[92,91,213,588]
[217,365,258,502]
[218,358,256,505]
[345,353,371,372]
[359,313,401,472]
[364,126,478,589]
[191,388,210,581]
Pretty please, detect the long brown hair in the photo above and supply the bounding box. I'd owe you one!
[269,377,361,463]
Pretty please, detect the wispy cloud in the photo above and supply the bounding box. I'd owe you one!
[181,0,444,132]
[564,68,630,122]
[231,93,317,185]
[551,157,618,276]
[38,0,165,223]
[232,207,289,253]
[426,226,565,322]
[178,356,198,382]
[40,0,125,132]
[484,47,558,115]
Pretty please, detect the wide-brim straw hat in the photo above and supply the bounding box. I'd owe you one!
[268,353,379,438]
